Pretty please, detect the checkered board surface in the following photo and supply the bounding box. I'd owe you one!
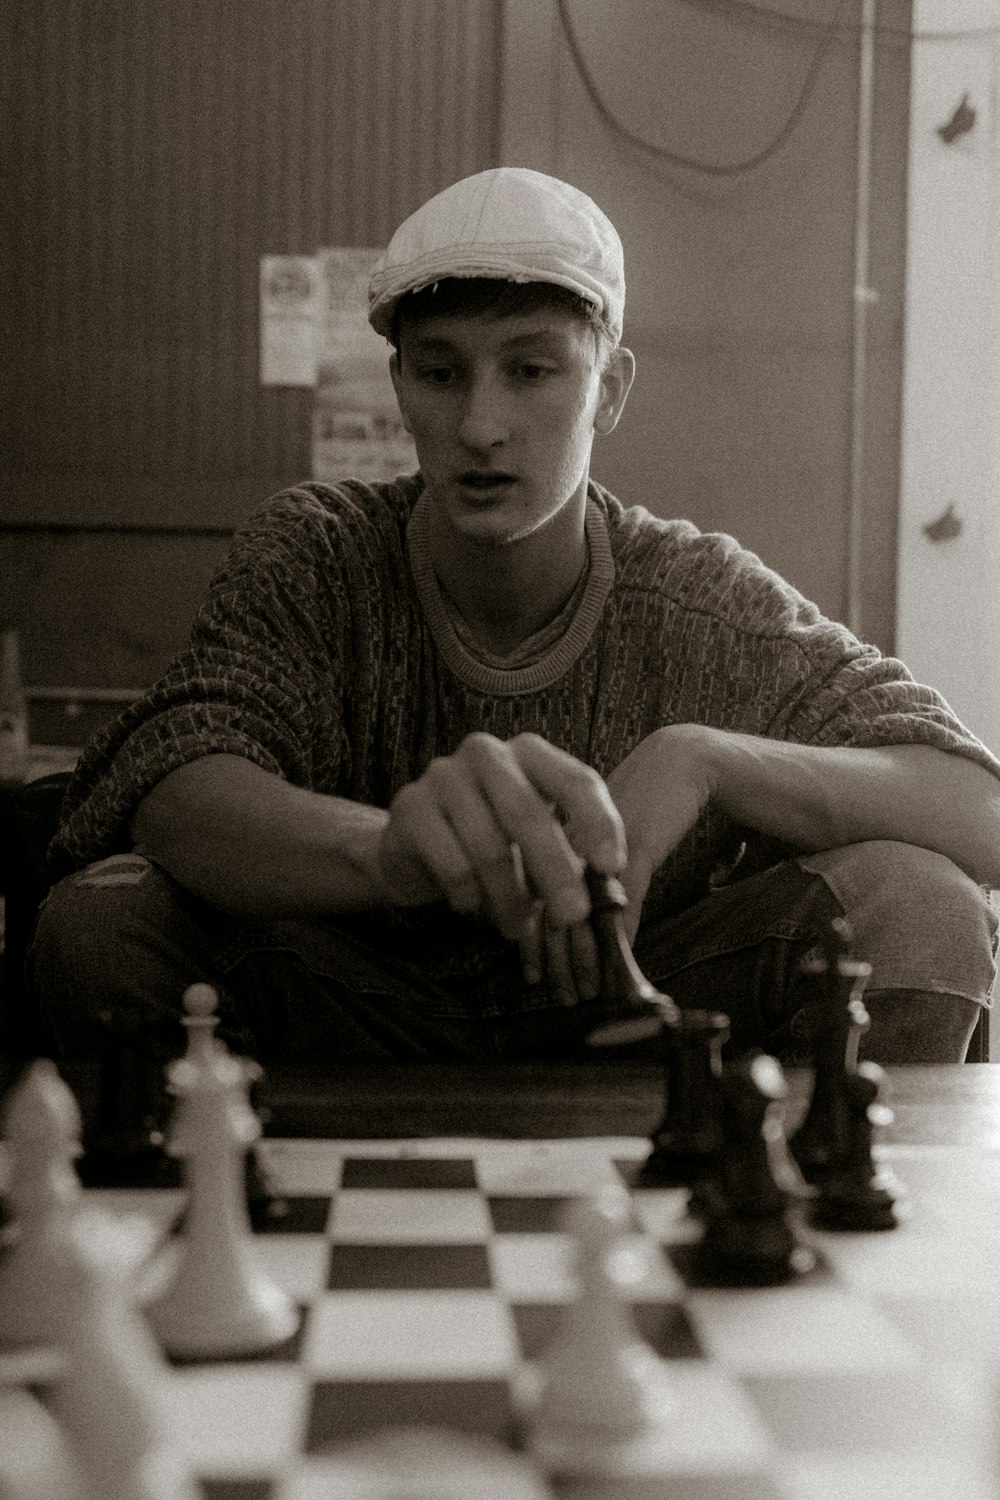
[85,1135,1000,1500]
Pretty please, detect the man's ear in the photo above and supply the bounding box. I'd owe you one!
[389,351,413,434]
[593,347,636,437]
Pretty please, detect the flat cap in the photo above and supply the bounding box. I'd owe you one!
[367,167,625,343]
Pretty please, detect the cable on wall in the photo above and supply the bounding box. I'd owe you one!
[681,0,1000,45]
[556,0,852,177]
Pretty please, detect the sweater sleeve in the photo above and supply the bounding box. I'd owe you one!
[767,620,1000,779]
[50,490,354,871]
[672,527,1000,778]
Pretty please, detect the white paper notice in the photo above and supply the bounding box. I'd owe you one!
[259,256,322,386]
[311,248,417,483]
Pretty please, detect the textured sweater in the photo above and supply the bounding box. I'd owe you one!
[52,476,1000,979]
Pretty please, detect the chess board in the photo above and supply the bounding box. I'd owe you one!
[67,1132,1000,1500]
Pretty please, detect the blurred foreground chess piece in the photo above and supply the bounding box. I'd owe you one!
[0,1059,198,1499]
[525,1184,675,1472]
[0,1384,84,1500]
[143,985,298,1359]
[0,1058,83,1349]
[47,1224,199,1500]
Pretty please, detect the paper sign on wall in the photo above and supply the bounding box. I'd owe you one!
[259,256,322,386]
[311,248,417,483]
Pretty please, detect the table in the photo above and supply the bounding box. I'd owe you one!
[3,1060,1000,1500]
[256,1058,1000,1146]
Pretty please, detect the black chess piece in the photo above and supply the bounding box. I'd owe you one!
[579,870,730,1186]
[581,869,680,1046]
[244,1071,290,1231]
[695,1052,816,1286]
[76,1033,180,1189]
[641,1007,730,1186]
[789,916,873,1186]
[810,1060,907,1231]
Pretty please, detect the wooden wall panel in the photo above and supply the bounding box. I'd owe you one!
[1,0,501,704]
[499,0,912,651]
[2,0,501,531]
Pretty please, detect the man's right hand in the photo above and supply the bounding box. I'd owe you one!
[375,731,627,943]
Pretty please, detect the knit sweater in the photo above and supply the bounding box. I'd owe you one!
[52,475,1000,977]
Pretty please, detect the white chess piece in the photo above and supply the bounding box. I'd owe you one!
[0,1384,84,1500]
[47,1228,198,1500]
[143,985,297,1358]
[526,1184,675,1470]
[0,1059,84,1349]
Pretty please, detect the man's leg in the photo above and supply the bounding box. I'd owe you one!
[632,841,994,1064]
[633,859,844,1061]
[27,855,494,1084]
[798,840,995,1063]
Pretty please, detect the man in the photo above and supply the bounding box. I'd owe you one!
[30,168,1000,1082]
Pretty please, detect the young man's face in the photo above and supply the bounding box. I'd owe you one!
[390,296,632,548]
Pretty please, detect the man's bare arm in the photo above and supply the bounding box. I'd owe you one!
[130,735,627,935]
[526,726,1000,1006]
[130,754,396,918]
[609,726,1000,896]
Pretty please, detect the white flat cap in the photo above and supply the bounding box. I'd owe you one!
[367,167,625,343]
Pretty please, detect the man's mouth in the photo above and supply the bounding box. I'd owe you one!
[456,471,517,491]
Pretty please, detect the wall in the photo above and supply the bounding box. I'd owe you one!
[3,0,918,744]
[501,0,913,649]
[1,0,502,742]
[896,0,1000,757]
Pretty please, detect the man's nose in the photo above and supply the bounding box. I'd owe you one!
[456,371,510,450]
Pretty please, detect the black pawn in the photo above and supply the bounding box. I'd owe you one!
[696,1053,816,1286]
[641,1007,730,1186]
[810,1061,907,1231]
[789,916,872,1186]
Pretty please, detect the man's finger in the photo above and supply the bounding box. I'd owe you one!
[455,735,593,928]
[509,733,627,874]
[383,784,483,916]
[423,757,533,939]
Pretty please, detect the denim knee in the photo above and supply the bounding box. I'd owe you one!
[797,840,997,1004]
[27,855,208,1057]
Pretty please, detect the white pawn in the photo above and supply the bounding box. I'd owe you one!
[0,1059,84,1350]
[47,1227,198,1500]
[143,985,297,1359]
[526,1184,675,1471]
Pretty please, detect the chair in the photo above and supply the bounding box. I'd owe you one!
[0,770,71,1056]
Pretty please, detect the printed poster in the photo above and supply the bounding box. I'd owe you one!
[312,248,417,484]
[259,256,322,386]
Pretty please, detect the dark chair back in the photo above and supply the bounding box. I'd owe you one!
[1,771,72,1056]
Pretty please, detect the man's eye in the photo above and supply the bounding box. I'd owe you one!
[517,363,555,381]
[419,366,456,385]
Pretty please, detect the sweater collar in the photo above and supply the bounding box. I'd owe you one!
[406,484,615,697]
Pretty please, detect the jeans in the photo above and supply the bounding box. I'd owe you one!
[27,840,994,1082]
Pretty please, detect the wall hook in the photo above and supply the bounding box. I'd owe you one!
[922,503,962,542]
[937,94,976,144]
